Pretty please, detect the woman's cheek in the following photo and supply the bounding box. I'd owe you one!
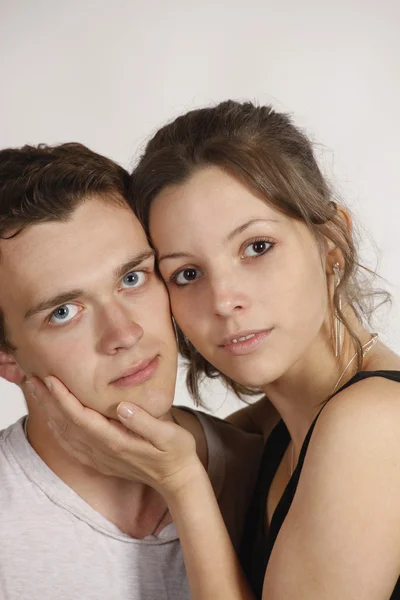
[169,292,185,321]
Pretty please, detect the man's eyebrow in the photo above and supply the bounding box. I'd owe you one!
[24,249,155,320]
[24,290,84,320]
[115,249,155,279]
[158,219,278,264]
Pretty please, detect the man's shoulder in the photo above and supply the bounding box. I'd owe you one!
[0,419,18,440]
[226,397,280,440]
[178,407,264,551]
[177,406,264,496]
[0,418,24,464]
[179,406,264,455]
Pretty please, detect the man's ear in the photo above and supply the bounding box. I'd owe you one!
[0,351,25,384]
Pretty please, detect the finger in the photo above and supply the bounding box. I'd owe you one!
[27,376,109,434]
[24,377,58,417]
[117,403,177,450]
[28,376,140,447]
[26,376,86,423]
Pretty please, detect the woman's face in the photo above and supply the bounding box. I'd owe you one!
[150,166,332,389]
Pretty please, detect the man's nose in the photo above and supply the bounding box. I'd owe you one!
[98,302,143,355]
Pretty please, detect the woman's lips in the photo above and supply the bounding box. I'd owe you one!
[221,329,272,356]
[110,356,159,388]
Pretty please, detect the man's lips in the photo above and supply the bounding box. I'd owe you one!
[110,356,159,388]
[219,329,272,356]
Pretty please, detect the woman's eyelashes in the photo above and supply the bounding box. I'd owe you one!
[168,237,275,287]
[171,267,203,286]
[241,238,274,258]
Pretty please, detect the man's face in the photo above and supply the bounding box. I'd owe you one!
[0,195,177,418]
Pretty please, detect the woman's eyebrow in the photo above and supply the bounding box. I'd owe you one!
[226,218,279,242]
[158,251,193,265]
[158,219,278,264]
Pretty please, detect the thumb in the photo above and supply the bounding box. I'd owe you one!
[117,403,177,450]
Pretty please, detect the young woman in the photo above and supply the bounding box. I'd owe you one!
[23,101,400,599]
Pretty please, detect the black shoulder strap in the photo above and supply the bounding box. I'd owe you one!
[269,370,400,542]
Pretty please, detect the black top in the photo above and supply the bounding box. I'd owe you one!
[240,370,400,599]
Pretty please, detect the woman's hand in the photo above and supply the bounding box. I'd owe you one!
[24,376,199,496]
[25,376,255,600]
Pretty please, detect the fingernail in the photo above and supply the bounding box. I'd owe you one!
[25,381,36,398]
[44,378,52,392]
[117,403,135,420]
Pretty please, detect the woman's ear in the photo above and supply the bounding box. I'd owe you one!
[0,351,25,384]
[325,205,353,269]
[337,205,352,235]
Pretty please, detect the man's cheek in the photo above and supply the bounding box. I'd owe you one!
[21,345,76,383]
[13,347,47,379]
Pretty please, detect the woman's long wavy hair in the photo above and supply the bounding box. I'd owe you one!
[131,100,387,404]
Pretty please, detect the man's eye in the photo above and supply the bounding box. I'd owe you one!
[173,268,202,286]
[121,271,147,288]
[49,304,80,324]
[243,239,273,258]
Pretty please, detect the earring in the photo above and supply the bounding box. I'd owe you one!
[333,262,342,357]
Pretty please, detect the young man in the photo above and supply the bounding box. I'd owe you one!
[0,143,262,600]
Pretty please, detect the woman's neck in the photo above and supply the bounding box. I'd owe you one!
[260,311,374,456]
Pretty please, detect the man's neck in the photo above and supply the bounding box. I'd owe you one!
[24,402,207,538]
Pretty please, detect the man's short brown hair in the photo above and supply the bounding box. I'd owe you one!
[0,142,130,351]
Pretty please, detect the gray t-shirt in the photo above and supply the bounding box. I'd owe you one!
[0,410,262,600]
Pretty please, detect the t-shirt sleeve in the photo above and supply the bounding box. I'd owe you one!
[193,411,264,552]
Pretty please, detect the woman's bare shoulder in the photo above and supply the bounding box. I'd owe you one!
[264,373,400,600]
[313,372,400,453]
[326,366,400,419]
[298,370,400,501]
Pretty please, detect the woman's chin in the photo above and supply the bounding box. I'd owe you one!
[219,361,286,391]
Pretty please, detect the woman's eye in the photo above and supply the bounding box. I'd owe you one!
[121,271,147,289]
[49,304,80,325]
[243,240,272,258]
[173,268,202,286]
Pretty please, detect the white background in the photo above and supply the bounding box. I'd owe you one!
[0,0,399,429]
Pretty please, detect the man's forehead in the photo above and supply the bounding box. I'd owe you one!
[0,244,155,324]
[2,197,145,251]
[0,203,154,303]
